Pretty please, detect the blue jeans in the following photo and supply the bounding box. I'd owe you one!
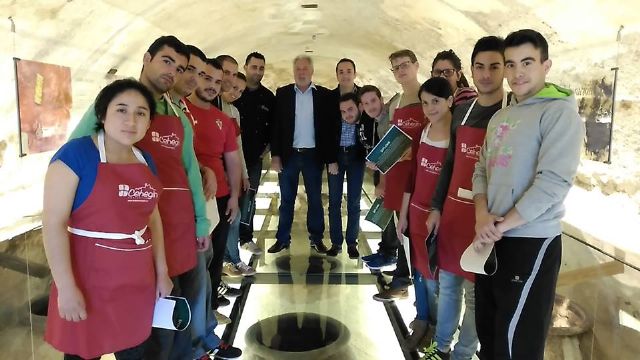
[239,160,263,245]
[327,148,365,246]
[414,269,438,323]
[224,213,241,264]
[434,270,478,360]
[276,149,324,245]
[190,251,220,357]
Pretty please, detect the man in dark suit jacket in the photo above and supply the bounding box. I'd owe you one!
[268,55,338,253]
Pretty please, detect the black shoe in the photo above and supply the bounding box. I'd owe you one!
[216,295,230,308]
[267,241,290,253]
[311,241,328,254]
[211,341,242,359]
[326,245,342,256]
[347,245,360,259]
[218,282,241,298]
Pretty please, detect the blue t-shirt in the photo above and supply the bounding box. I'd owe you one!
[50,136,158,211]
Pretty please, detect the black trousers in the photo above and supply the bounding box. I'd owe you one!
[475,235,561,360]
[64,342,146,360]
[208,195,231,306]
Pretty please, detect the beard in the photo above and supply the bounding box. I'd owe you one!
[196,87,216,102]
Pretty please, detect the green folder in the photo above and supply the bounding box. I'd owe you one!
[365,197,394,230]
[365,125,412,174]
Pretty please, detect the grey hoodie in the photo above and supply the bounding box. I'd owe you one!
[472,83,585,238]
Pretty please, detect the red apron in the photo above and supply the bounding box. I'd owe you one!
[45,132,162,359]
[438,99,486,282]
[383,102,427,211]
[136,98,196,277]
[409,128,448,279]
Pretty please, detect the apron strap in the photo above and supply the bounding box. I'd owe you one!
[163,93,182,118]
[97,131,108,163]
[98,130,148,165]
[461,98,478,126]
[68,226,148,245]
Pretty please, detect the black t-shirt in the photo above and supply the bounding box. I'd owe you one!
[431,98,505,211]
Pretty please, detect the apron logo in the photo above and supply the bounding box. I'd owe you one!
[420,158,442,174]
[397,117,422,129]
[216,119,223,130]
[151,131,181,149]
[118,183,159,202]
[460,143,481,160]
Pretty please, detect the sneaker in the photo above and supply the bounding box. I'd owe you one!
[372,285,409,302]
[326,244,342,257]
[216,295,230,307]
[222,262,242,277]
[310,241,328,254]
[240,241,263,255]
[347,245,359,259]
[420,342,450,360]
[218,282,241,298]
[211,341,242,359]
[214,310,231,326]
[365,255,397,270]
[382,270,396,277]
[361,252,382,262]
[236,261,256,276]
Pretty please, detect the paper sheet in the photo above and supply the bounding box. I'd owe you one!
[206,199,220,235]
[152,297,177,330]
[460,242,497,275]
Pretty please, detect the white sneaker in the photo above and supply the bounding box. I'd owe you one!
[215,310,231,325]
[236,261,257,276]
[241,241,263,255]
[222,262,242,277]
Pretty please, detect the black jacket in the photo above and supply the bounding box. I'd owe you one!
[234,84,275,164]
[271,83,339,165]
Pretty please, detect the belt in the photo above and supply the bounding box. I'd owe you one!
[339,145,357,152]
[294,147,314,153]
[68,226,148,245]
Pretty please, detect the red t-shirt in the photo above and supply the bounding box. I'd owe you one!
[184,98,238,198]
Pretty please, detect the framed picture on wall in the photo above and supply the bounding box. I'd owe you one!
[13,58,72,156]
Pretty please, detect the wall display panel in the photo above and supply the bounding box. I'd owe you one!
[13,58,72,156]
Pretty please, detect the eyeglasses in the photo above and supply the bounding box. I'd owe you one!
[431,68,457,78]
[390,61,414,73]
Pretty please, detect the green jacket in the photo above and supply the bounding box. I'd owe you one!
[69,96,211,237]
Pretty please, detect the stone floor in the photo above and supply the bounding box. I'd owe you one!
[1,167,639,359]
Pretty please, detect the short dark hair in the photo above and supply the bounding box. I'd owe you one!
[186,44,207,63]
[216,54,238,66]
[389,49,418,63]
[94,79,156,131]
[339,92,359,106]
[504,29,549,61]
[206,58,223,71]
[358,85,382,100]
[146,35,189,61]
[245,52,266,65]
[418,77,453,101]
[471,36,505,64]
[336,58,356,73]
[432,49,470,88]
[236,72,247,82]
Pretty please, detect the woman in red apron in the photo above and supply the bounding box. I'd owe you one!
[43,79,173,360]
[396,78,453,350]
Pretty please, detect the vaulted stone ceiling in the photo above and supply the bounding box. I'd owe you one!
[0,0,638,231]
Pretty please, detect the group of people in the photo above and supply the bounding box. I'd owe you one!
[40,27,584,360]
